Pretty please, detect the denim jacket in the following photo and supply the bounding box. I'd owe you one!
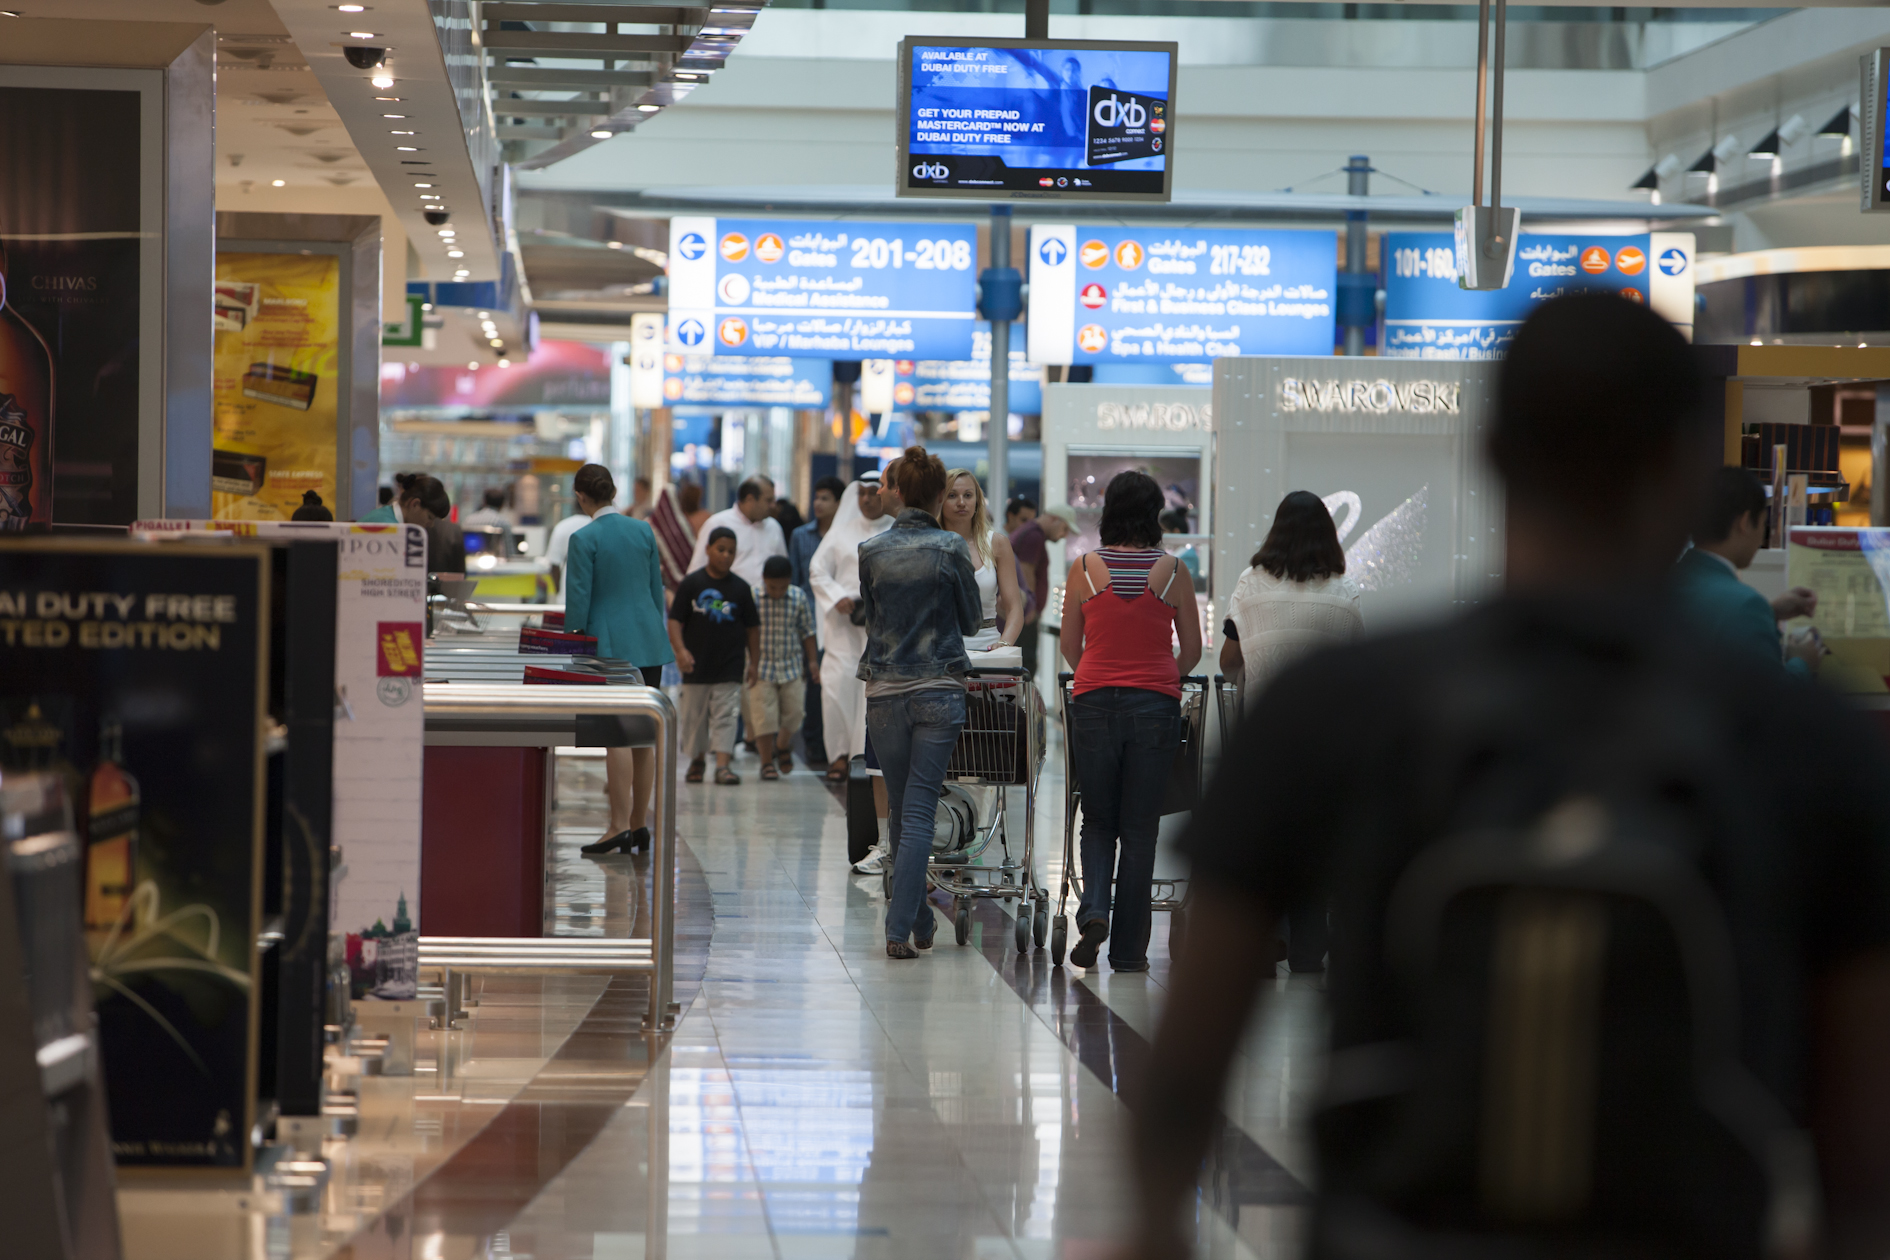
[855,509,982,682]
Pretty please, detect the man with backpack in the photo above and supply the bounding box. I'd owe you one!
[1131,294,1890,1259]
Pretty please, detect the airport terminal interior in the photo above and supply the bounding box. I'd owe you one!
[5,0,1890,1256]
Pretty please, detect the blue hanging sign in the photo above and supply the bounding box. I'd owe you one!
[661,354,832,408]
[893,329,1044,414]
[1381,231,1696,359]
[667,216,980,360]
[1026,224,1336,364]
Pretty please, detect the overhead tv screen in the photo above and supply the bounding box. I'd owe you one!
[896,37,1177,202]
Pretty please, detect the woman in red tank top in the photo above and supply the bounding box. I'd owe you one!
[1058,471,1203,971]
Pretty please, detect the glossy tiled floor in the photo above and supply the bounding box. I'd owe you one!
[121,725,1326,1259]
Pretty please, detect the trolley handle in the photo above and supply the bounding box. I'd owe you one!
[1057,672,1209,685]
[963,667,1028,679]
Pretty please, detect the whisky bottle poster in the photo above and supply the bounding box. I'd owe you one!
[0,86,144,527]
[0,539,269,1173]
[212,252,342,522]
[134,519,427,998]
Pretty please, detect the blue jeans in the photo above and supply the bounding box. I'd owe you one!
[1070,687,1181,968]
[867,688,967,944]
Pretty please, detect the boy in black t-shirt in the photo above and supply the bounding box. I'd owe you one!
[669,527,761,785]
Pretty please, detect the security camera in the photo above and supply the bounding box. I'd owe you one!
[423,210,450,226]
[342,46,387,70]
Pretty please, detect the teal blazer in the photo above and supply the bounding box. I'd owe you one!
[1672,547,1807,678]
[564,513,676,667]
[359,504,399,524]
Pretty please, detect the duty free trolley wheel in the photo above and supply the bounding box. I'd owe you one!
[1014,894,1031,954]
[955,899,971,947]
[1050,914,1068,966]
[1033,902,1048,949]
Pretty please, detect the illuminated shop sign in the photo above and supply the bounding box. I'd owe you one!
[1095,399,1212,430]
[1280,377,1462,415]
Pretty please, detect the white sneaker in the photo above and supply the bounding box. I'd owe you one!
[852,843,888,875]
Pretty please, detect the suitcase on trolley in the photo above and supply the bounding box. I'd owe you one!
[846,753,877,865]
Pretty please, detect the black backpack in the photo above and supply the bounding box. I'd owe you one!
[1313,625,1819,1260]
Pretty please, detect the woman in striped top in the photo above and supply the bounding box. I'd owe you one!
[1058,471,1202,971]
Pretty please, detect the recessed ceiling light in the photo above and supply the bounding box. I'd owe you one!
[349,31,377,38]
[489,338,504,347]
[421,302,432,311]
[498,359,511,368]
[447,250,464,258]
[396,145,418,151]
[477,312,489,319]
[589,129,611,139]
[414,182,432,188]
[637,105,659,112]
[375,96,402,101]
[382,114,406,119]
[607,241,624,248]
[467,361,480,370]
[371,74,394,88]
[337,5,367,12]
[0,8,23,15]
[391,130,415,135]
[272,179,286,186]
[420,194,440,200]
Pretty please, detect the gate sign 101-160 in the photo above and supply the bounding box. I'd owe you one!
[1027,225,1337,364]
[668,216,980,360]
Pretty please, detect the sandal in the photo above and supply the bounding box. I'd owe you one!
[714,767,742,786]
[776,752,794,775]
[685,758,705,784]
[760,763,779,782]
[825,760,848,783]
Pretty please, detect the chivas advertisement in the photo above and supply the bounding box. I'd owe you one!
[0,87,144,527]
[212,252,343,521]
[0,540,268,1172]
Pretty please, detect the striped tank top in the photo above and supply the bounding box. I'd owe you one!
[1092,546,1163,598]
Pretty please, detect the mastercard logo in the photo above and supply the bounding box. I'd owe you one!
[718,316,748,346]
[1114,240,1144,270]
[1614,245,1646,276]
[1620,288,1644,303]
[894,382,915,406]
[719,233,749,262]
[754,233,784,264]
[1579,246,1610,275]
[1080,240,1110,269]
[663,377,683,401]
[1080,283,1108,309]
[1077,324,1108,354]
[1150,118,1166,135]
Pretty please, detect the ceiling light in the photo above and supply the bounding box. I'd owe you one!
[0,8,23,14]
[272,179,286,186]
[338,5,367,12]
[589,130,612,140]
[489,338,504,347]
[382,114,406,119]
[477,312,488,319]
[421,302,432,311]
[391,130,414,136]
[396,145,418,151]
[607,240,624,248]
[414,182,432,188]
[468,361,480,370]
[447,250,464,258]
[420,194,440,200]
[637,104,660,112]
[371,74,394,88]
[349,31,377,39]
[498,359,511,368]
[375,96,402,101]
[437,229,454,237]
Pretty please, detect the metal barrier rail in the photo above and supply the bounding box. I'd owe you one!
[419,683,679,1030]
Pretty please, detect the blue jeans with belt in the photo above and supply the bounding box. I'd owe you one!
[1070,686,1181,968]
[866,688,967,945]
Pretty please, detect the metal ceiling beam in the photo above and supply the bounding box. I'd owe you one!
[482,31,693,55]
[484,3,707,22]
[489,67,656,88]
[492,98,613,116]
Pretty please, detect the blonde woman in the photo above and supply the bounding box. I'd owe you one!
[942,469,1025,651]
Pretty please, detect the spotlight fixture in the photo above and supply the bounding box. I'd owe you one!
[391,130,415,136]
[637,104,659,112]
[375,96,402,102]
[414,182,432,188]
[349,32,377,39]
[371,73,395,88]
[382,114,406,119]
[437,228,454,237]
[489,338,503,348]
[396,145,418,151]
[337,4,367,11]
[420,194,440,200]
[447,250,464,258]
[607,240,624,248]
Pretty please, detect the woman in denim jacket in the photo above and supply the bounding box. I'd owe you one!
[856,445,984,958]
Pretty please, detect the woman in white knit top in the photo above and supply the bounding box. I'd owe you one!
[1220,490,1363,705]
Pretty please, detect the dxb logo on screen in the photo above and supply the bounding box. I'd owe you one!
[912,161,949,181]
[1091,94,1147,128]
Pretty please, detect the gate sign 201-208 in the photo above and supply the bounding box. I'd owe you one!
[668,216,980,360]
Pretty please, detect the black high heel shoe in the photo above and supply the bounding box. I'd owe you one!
[580,829,635,856]
[626,827,652,854]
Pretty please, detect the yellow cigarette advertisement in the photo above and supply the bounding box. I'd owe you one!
[211,252,340,520]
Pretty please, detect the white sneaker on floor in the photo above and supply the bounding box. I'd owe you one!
[852,843,888,875]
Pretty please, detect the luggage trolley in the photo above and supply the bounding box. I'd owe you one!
[1213,673,1242,746]
[1050,674,1210,966]
[887,667,1050,954]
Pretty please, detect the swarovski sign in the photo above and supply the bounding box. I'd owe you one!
[1096,400,1212,431]
[1280,377,1461,415]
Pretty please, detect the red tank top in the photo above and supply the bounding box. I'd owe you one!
[1071,550,1182,699]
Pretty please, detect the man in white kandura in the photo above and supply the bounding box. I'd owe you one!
[808,471,894,786]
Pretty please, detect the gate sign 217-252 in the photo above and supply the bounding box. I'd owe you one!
[667,216,980,361]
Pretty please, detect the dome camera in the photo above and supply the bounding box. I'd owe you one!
[343,46,387,70]
[423,210,450,226]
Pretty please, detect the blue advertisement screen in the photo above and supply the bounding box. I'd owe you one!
[904,42,1172,196]
[1381,232,1653,359]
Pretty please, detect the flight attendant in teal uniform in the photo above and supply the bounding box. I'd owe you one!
[563,462,675,855]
